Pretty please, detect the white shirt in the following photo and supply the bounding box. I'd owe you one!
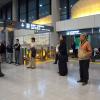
[56,44,59,53]
[30,42,36,48]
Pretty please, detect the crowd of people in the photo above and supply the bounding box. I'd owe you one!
[0,33,94,86]
[0,37,37,76]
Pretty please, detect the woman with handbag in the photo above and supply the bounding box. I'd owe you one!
[77,34,92,86]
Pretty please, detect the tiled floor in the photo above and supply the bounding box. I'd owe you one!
[0,61,100,100]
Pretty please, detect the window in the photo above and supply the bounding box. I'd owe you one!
[20,14,26,22]
[39,0,51,18]
[28,11,36,22]
[7,7,12,20]
[28,0,37,22]
[59,0,78,20]
[0,2,12,20]
[69,0,78,18]
[69,0,78,7]
[39,0,50,5]
[59,0,68,20]
[19,0,26,22]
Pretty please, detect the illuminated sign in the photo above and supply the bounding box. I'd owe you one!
[21,23,25,28]
[31,24,36,30]
[66,30,80,35]
[26,23,30,29]
[15,22,53,33]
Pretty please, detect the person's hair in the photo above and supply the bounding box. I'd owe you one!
[31,37,35,42]
[62,36,66,40]
[16,39,19,41]
[81,33,88,39]
[60,39,66,45]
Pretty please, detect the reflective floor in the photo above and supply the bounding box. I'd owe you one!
[0,61,100,100]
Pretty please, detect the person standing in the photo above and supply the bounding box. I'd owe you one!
[27,37,36,69]
[6,42,13,64]
[78,34,92,86]
[71,42,77,58]
[14,39,21,65]
[54,43,59,64]
[0,42,4,77]
[58,38,68,76]
[1,42,6,62]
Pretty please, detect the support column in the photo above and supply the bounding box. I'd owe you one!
[51,0,60,46]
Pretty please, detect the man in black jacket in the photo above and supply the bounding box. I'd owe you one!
[0,42,4,77]
[14,39,21,65]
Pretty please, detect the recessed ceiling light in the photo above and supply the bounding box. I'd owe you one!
[40,4,43,7]
[64,6,66,8]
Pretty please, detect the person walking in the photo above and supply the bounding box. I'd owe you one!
[27,37,36,69]
[14,39,21,65]
[77,34,92,86]
[6,42,13,64]
[58,37,68,76]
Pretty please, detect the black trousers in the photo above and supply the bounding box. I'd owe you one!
[58,55,68,76]
[79,59,90,82]
[54,53,59,63]
[0,63,1,73]
[0,62,3,74]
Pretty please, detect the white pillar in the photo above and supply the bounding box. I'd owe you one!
[12,0,18,21]
[51,0,60,46]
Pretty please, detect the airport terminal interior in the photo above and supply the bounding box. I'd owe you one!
[0,0,100,100]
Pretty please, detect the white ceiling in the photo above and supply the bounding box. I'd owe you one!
[0,0,11,7]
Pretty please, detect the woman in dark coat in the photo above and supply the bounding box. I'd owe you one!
[58,39,68,76]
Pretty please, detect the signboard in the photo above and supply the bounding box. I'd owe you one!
[66,30,80,35]
[15,22,53,33]
[0,21,54,33]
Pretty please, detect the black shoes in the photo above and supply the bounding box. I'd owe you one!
[82,82,88,86]
[53,62,57,64]
[77,80,88,86]
[77,80,83,83]
[0,73,4,77]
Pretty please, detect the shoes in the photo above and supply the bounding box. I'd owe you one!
[27,67,36,69]
[82,82,88,86]
[31,67,36,69]
[27,67,31,68]
[77,80,88,86]
[15,63,20,66]
[0,73,4,77]
[77,80,83,83]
